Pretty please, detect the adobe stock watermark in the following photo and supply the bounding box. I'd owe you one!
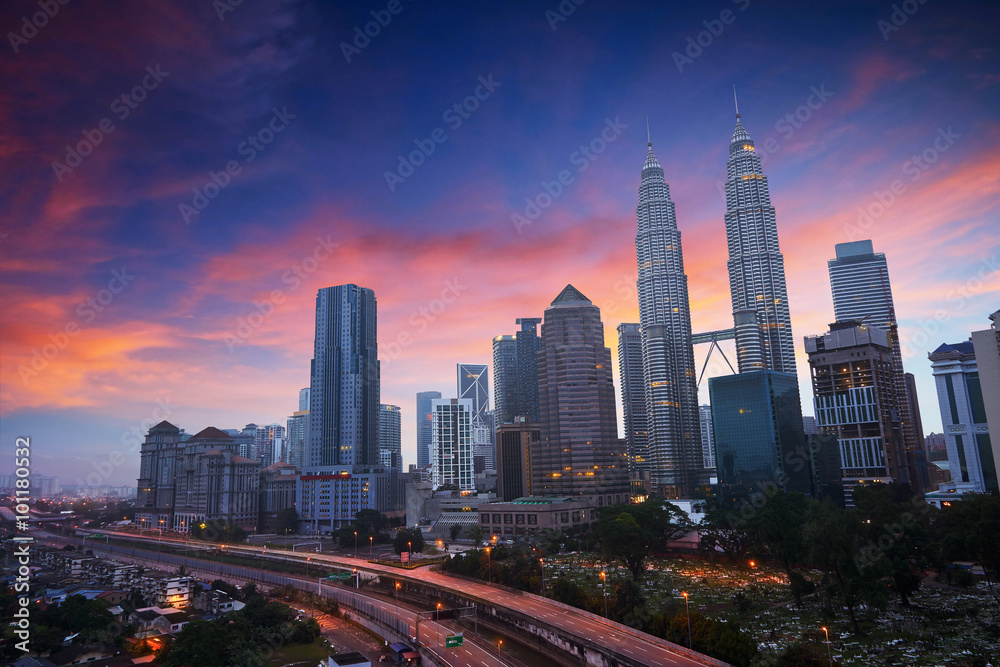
[223,236,339,352]
[844,126,960,241]
[672,0,751,73]
[213,0,245,21]
[878,0,928,41]
[511,117,627,233]
[51,65,170,182]
[77,399,179,489]
[899,252,998,360]
[714,85,834,202]
[18,268,136,385]
[725,438,824,528]
[13,435,32,653]
[7,0,71,54]
[180,107,296,224]
[340,0,411,63]
[545,0,585,30]
[379,278,466,368]
[384,75,501,192]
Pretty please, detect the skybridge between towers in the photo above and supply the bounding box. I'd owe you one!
[691,327,736,386]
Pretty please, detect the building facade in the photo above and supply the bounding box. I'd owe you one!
[828,240,924,491]
[431,398,475,491]
[806,323,906,504]
[496,418,538,501]
[709,371,808,505]
[698,404,716,469]
[928,340,998,494]
[379,404,402,470]
[617,323,649,471]
[416,391,441,469]
[534,285,630,506]
[971,310,1000,487]
[286,410,309,469]
[634,138,704,497]
[135,421,184,531]
[258,461,299,533]
[478,496,598,539]
[724,111,796,375]
[492,318,543,426]
[492,334,518,426]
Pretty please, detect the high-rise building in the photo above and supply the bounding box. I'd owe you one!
[493,318,543,427]
[635,135,704,497]
[136,420,184,530]
[534,285,630,506]
[698,405,716,469]
[457,364,490,423]
[493,334,518,425]
[802,416,818,435]
[617,323,648,470]
[308,284,380,468]
[431,398,474,490]
[828,240,923,491]
[724,109,796,375]
[496,417,538,501]
[286,410,309,469]
[806,322,907,504]
[972,310,1000,487]
[300,284,388,532]
[709,371,809,504]
[298,388,310,412]
[928,340,998,494]
[416,391,441,468]
[379,404,402,470]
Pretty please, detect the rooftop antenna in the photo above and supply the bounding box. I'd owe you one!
[733,84,740,119]
[646,114,651,147]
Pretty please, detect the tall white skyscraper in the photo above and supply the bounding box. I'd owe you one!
[635,135,704,497]
[724,108,796,375]
[431,398,474,490]
[416,391,441,469]
[379,404,402,470]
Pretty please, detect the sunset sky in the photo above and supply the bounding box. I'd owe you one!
[2,0,998,487]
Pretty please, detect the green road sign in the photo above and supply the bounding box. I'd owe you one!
[89,534,101,538]
[445,634,463,648]
[326,572,351,580]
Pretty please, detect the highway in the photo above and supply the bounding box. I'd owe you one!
[55,529,723,667]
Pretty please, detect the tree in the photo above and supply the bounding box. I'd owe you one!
[449,523,462,541]
[596,499,694,580]
[935,493,1000,612]
[745,491,811,605]
[394,528,424,555]
[699,500,753,563]
[647,611,757,667]
[275,508,299,536]
[463,525,484,544]
[354,508,389,536]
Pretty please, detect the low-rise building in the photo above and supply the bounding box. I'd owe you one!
[477,496,597,539]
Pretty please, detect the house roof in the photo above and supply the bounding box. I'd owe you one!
[187,426,233,441]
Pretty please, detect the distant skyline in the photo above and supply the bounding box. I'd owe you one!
[2,1,999,485]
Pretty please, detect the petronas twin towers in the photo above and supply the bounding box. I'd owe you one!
[635,105,795,497]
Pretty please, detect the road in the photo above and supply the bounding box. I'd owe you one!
[59,529,721,667]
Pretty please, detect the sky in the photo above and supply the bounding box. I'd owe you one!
[1,0,998,487]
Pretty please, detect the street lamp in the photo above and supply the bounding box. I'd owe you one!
[749,560,757,587]
[395,582,401,618]
[682,592,692,649]
[821,626,832,666]
[485,547,492,585]
[369,535,373,555]
[600,571,608,617]
[436,602,442,646]
[539,558,544,596]
[354,531,358,559]
[496,639,502,667]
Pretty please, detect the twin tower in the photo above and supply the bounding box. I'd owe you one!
[636,108,795,497]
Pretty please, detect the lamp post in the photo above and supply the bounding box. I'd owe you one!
[600,571,608,618]
[395,582,401,621]
[369,535,373,555]
[354,531,358,559]
[436,602,442,646]
[682,592,692,649]
[821,626,832,666]
[496,639,502,666]
[485,547,491,585]
[539,558,544,596]
[749,560,757,588]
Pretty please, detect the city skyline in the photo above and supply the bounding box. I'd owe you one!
[2,1,999,484]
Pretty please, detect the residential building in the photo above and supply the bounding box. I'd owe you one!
[806,322,906,504]
[286,409,309,469]
[431,398,474,491]
[135,421,184,532]
[634,136,704,497]
[534,285,630,506]
[928,340,998,493]
[379,404,402,470]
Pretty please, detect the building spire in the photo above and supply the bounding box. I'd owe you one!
[733,84,740,119]
[646,114,651,148]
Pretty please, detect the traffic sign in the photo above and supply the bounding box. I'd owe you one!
[326,572,351,580]
[445,633,463,648]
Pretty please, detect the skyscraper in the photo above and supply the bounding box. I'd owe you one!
[635,135,704,497]
[307,284,379,467]
[457,363,490,423]
[617,323,648,470]
[298,387,310,412]
[492,318,543,426]
[431,398,474,490]
[806,322,906,504]
[286,410,309,469]
[828,240,925,490]
[496,417,538,501]
[971,310,1000,486]
[534,285,629,506]
[416,391,441,468]
[724,108,796,375]
[379,404,402,470]
[698,405,716,470]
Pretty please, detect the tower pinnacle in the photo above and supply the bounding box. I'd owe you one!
[733,84,740,119]
[646,115,652,147]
